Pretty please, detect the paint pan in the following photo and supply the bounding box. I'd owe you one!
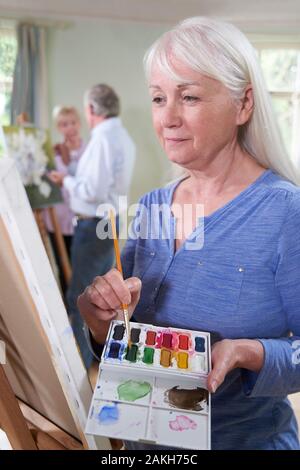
[145,330,156,346]
[130,328,141,343]
[143,347,154,364]
[104,323,208,375]
[112,324,125,340]
[86,320,211,450]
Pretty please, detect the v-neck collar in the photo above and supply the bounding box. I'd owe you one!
[168,169,272,256]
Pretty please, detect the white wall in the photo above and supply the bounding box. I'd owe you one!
[47,18,172,204]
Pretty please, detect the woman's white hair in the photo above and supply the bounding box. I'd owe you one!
[144,16,300,185]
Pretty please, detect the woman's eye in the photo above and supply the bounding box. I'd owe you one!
[183,95,199,102]
[152,96,164,104]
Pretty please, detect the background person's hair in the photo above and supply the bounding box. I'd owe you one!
[144,16,300,185]
[52,106,81,127]
[84,84,120,118]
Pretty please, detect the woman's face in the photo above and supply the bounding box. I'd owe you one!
[57,114,80,139]
[150,61,248,170]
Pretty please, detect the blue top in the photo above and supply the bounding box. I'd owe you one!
[119,169,300,450]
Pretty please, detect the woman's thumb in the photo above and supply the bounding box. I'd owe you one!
[125,277,142,292]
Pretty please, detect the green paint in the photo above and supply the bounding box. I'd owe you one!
[117,380,152,402]
[125,344,138,362]
[143,347,154,364]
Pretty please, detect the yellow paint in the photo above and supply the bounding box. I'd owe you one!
[177,352,189,369]
[160,349,172,367]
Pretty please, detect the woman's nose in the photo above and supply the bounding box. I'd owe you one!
[161,103,182,128]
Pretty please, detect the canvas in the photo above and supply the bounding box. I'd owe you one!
[1,125,62,209]
[0,158,110,450]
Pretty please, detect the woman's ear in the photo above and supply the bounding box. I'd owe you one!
[236,85,254,125]
[89,104,95,116]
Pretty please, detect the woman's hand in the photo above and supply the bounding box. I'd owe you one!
[48,170,65,186]
[54,143,70,165]
[77,268,142,344]
[207,339,265,393]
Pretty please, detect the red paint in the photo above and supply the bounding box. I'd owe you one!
[146,331,156,346]
[178,334,189,350]
[162,333,173,349]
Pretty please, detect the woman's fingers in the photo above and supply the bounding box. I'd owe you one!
[77,269,143,342]
[86,284,111,310]
[92,270,142,310]
[124,277,142,307]
[77,288,117,323]
[207,339,237,393]
[103,269,132,305]
[92,276,123,310]
[207,365,227,393]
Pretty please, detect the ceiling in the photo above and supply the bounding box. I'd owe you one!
[1,0,300,33]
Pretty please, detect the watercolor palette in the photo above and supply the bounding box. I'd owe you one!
[85,321,211,450]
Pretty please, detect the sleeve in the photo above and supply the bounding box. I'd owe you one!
[84,324,105,361]
[242,191,300,397]
[63,138,110,204]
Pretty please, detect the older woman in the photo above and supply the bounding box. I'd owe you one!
[78,17,300,450]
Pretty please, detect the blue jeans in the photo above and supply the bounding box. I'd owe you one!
[66,218,115,369]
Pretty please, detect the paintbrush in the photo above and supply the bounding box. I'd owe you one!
[109,210,132,349]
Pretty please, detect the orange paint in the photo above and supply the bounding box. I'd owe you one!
[178,334,189,350]
[146,331,156,346]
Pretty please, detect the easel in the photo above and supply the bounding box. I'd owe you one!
[0,365,37,450]
[14,113,72,289]
[34,207,72,286]
[0,158,111,451]
[0,365,84,450]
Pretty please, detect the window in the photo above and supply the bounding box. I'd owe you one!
[254,40,300,167]
[0,25,17,126]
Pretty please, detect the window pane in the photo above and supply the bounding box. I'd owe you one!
[271,96,293,155]
[260,49,298,92]
[0,32,17,125]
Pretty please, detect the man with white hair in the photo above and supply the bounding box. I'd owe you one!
[50,84,136,368]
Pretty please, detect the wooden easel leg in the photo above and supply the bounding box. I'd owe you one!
[48,207,72,286]
[34,209,53,261]
[0,365,37,450]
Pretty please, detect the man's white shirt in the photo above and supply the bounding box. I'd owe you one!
[64,117,136,216]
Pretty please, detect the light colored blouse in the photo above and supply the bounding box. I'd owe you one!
[44,142,85,235]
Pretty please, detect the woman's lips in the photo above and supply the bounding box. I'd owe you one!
[165,138,190,143]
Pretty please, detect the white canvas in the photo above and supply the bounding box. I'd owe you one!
[0,158,111,450]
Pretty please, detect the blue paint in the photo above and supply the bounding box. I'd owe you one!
[106,341,125,360]
[195,337,205,352]
[98,404,119,424]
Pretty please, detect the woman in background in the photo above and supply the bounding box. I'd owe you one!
[44,106,85,294]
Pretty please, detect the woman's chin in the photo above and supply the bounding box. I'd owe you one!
[167,154,195,169]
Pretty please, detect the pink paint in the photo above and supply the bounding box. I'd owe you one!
[156,330,179,350]
[154,329,194,354]
[169,415,197,432]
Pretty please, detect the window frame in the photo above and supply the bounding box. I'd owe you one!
[249,34,300,166]
[0,22,17,126]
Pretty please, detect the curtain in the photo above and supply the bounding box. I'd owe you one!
[10,23,48,128]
